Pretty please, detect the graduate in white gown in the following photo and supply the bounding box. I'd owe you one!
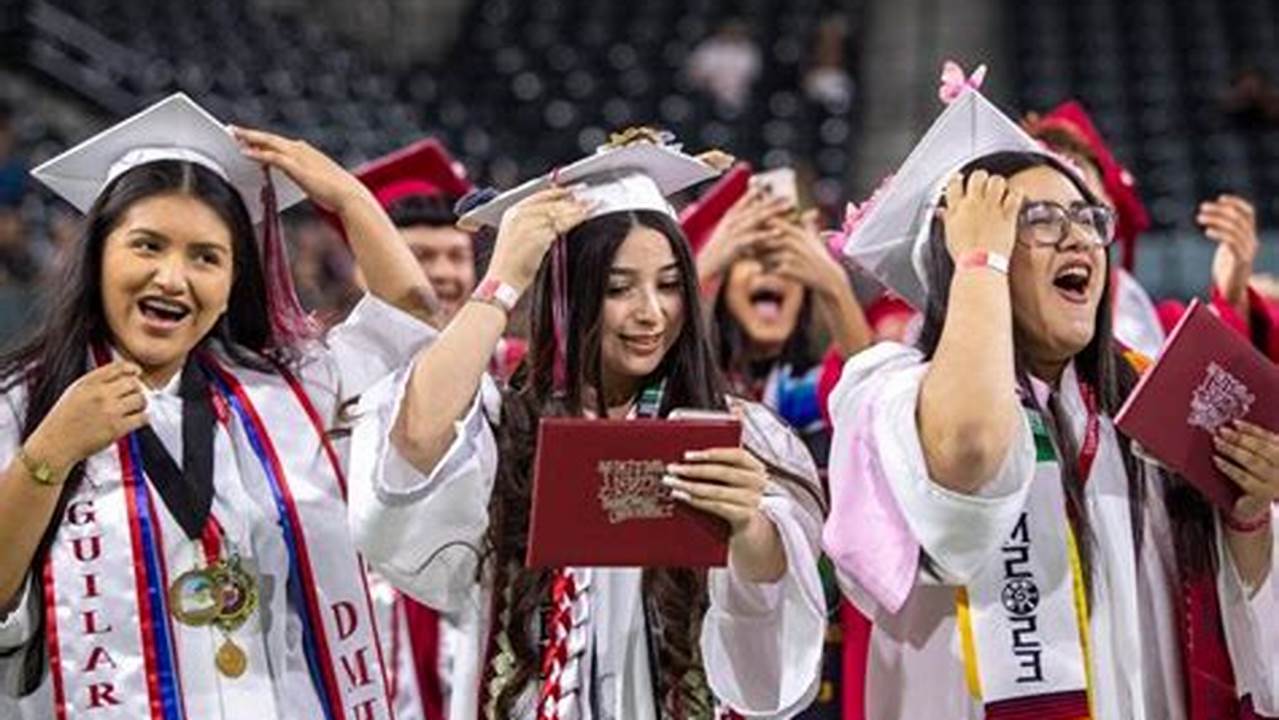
[0,94,438,720]
[822,71,1279,719]
[348,132,828,719]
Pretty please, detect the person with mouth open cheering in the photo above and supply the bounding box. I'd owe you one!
[0,93,439,720]
[822,65,1278,719]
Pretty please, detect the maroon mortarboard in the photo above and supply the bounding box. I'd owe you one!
[678,162,752,256]
[325,138,474,239]
[357,137,473,208]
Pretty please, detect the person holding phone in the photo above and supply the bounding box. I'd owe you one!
[692,169,871,463]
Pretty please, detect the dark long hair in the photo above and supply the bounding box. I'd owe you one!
[484,210,728,717]
[915,151,1214,590]
[0,160,287,688]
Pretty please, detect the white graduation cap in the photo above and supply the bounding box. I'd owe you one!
[841,88,1047,309]
[457,138,720,231]
[31,92,306,223]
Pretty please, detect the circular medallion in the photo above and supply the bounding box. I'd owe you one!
[1001,578,1041,616]
[168,569,221,627]
[211,562,259,632]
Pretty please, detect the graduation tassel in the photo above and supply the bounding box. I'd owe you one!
[259,167,319,347]
[550,233,569,393]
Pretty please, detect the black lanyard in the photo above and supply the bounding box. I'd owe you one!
[134,359,216,540]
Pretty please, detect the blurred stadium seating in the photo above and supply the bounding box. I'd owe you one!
[17,0,863,210]
[1009,0,1279,233]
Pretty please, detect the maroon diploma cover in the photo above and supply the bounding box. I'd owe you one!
[526,417,741,567]
[1115,298,1279,510]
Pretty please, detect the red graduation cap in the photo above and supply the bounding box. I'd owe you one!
[356,137,473,208]
[678,161,752,256]
[1024,101,1151,271]
[325,138,474,240]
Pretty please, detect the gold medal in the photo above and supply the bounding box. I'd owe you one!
[168,568,222,627]
[172,542,258,679]
[215,637,247,678]
[211,558,258,632]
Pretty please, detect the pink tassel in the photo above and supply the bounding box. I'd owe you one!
[259,168,319,347]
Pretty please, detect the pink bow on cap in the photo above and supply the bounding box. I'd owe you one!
[938,60,987,104]
[827,173,895,255]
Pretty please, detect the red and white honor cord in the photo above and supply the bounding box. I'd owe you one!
[537,568,591,720]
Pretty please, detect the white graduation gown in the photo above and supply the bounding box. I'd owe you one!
[0,295,436,720]
[365,568,468,720]
[822,342,1279,719]
[347,370,829,719]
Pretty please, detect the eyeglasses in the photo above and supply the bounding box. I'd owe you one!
[1017,201,1116,248]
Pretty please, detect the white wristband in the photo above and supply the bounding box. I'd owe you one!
[471,277,521,315]
[958,249,1009,275]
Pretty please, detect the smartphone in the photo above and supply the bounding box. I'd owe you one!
[751,167,799,206]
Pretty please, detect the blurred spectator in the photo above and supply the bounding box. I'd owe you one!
[0,100,51,346]
[44,201,81,268]
[0,102,37,289]
[0,207,38,286]
[1222,67,1279,128]
[685,19,761,110]
[0,102,25,212]
[804,14,855,110]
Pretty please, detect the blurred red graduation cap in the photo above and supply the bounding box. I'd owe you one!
[1025,101,1151,271]
[677,161,752,255]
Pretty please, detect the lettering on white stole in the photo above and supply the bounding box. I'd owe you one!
[65,499,123,709]
[333,600,380,719]
[1000,513,1045,684]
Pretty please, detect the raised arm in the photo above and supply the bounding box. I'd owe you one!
[1199,194,1258,323]
[765,210,872,359]
[232,127,441,326]
[918,170,1024,494]
[694,188,791,295]
[392,187,592,472]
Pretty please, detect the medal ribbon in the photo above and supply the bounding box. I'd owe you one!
[202,358,353,720]
[134,358,217,541]
[1075,381,1100,485]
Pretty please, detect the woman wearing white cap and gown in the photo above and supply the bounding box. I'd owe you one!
[0,93,438,719]
[347,130,827,719]
[822,67,1279,719]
